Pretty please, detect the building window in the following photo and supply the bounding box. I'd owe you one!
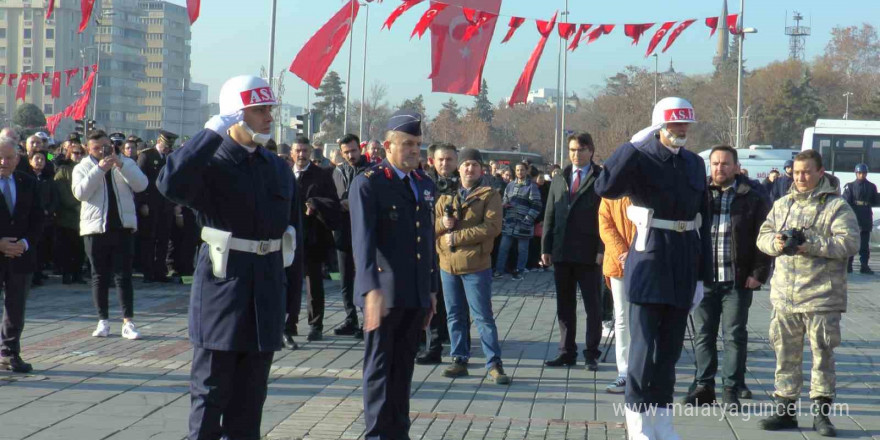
[44,84,52,95]
[0,29,5,39]
[0,48,5,58]
[46,28,54,39]
[23,28,31,39]
[23,47,32,57]
[45,47,54,58]
[0,10,6,20]
[44,104,53,114]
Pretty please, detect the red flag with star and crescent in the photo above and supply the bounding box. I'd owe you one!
[383,0,422,30]
[79,0,96,34]
[508,12,558,106]
[289,0,359,89]
[645,21,675,57]
[662,19,696,53]
[501,17,526,43]
[429,0,502,96]
[412,3,448,39]
[624,23,654,45]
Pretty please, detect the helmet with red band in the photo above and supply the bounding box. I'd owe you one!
[219,75,278,116]
[651,97,697,127]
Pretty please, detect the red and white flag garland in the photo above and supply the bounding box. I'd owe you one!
[508,12,557,106]
[5,65,98,102]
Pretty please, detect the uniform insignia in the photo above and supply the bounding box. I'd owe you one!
[384,167,393,179]
[153,160,159,165]
[364,170,374,178]
[424,189,434,203]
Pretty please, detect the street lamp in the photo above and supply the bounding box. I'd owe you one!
[735,18,758,149]
[843,92,853,120]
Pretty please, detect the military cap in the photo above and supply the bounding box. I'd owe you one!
[109,132,126,146]
[158,130,179,145]
[386,110,423,136]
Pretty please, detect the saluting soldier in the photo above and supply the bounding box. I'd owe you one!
[136,130,177,283]
[843,163,879,274]
[157,75,299,440]
[595,97,712,439]
[350,110,438,440]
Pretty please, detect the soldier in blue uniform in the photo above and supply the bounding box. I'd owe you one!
[843,163,879,274]
[350,110,438,440]
[157,75,299,440]
[595,97,712,439]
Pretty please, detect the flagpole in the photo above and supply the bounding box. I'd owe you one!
[560,0,569,166]
[343,0,355,135]
[554,24,562,166]
[359,2,369,141]
[268,0,277,89]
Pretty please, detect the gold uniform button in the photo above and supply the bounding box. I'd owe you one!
[416,221,420,228]
[416,206,420,211]
[417,237,421,243]
[417,253,421,260]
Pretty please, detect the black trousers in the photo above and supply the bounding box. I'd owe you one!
[55,226,85,277]
[138,203,172,279]
[363,308,426,440]
[1,268,30,356]
[336,249,358,326]
[848,230,872,269]
[553,262,602,359]
[284,255,303,335]
[305,252,325,330]
[168,210,200,276]
[84,230,135,320]
[188,347,274,440]
[626,302,690,410]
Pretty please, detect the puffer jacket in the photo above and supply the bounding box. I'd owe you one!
[757,176,860,313]
[72,154,148,235]
[501,178,541,238]
[54,160,81,230]
[435,181,502,275]
[599,197,636,279]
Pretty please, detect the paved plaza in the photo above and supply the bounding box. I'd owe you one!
[0,262,878,440]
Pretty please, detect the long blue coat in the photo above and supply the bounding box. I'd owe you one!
[595,138,712,309]
[157,130,296,352]
[349,160,437,310]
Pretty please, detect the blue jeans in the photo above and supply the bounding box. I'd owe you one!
[495,235,529,273]
[441,268,502,369]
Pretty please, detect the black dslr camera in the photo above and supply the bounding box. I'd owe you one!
[779,228,807,256]
[435,175,460,196]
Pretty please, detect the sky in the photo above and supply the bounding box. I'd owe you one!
[174,0,879,116]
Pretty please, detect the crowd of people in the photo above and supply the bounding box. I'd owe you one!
[2,80,879,440]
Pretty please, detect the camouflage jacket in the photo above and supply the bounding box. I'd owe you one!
[757,176,860,313]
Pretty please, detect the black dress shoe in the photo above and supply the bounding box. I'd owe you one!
[282,333,298,350]
[0,355,33,373]
[334,322,358,336]
[545,354,577,367]
[585,357,599,372]
[739,385,753,399]
[307,328,323,341]
[415,350,442,365]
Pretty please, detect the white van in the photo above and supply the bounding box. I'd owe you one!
[698,145,797,181]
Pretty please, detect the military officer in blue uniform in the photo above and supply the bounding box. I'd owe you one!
[350,110,438,440]
[157,75,299,440]
[595,97,712,439]
[843,163,879,274]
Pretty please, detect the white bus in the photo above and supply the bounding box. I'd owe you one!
[802,119,880,247]
[697,145,797,181]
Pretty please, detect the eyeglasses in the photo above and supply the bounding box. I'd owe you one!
[71,151,84,156]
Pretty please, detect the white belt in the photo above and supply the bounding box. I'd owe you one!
[626,205,701,252]
[228,237,281,255]
[201,226,296,278]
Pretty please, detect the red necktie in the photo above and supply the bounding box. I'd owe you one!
[571,169,581,197]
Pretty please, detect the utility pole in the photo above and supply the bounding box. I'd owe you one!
[359,2,369,141]
[560,0,569,166]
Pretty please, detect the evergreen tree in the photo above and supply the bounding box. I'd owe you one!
[398,95,426,116]
[473,79,494,123]
[855,90,880,120]
[764,70,823,148]
[439,98,461,120]
[313,71,346,125]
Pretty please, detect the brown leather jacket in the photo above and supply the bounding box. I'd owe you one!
[434,181,502,275]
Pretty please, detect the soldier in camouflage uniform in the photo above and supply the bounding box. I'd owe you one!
[756,150,859,437]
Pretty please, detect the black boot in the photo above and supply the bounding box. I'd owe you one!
[682,384,716,406]
[722,387,741,411]
[813,397,837,437]
[860,266,874,275]
[758,397,799,431]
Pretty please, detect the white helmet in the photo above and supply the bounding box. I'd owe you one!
[218,75,278,116]
[651,97,696,127]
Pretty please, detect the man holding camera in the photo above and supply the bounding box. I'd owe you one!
[435,147,509,384]
[757,150,859,437]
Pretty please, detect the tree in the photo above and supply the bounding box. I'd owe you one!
[854,90,880,120]
[313,71,346,126]
[820,24,880,77]
[349,82,392,141]
[473,78,494,123]
[398,95,426,116]
[13,103,47,128]
[762,71,823,148]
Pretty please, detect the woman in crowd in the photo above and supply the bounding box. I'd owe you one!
[53,143,87,284]
[494,162,542,281]
[28,151,58,286]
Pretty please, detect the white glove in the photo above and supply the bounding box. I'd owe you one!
[204,111,243,134]
[630,123,663,147]
[690,281,704,313]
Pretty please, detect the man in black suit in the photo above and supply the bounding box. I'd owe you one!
[136,130,177,283]
[0,136,45,373]
[542,132,604,371]
[292,137,340,342]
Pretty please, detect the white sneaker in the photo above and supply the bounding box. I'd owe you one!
[606,376,626,394]
[92,320,110,337]
[121,321,140,340]
[625,407,656,440]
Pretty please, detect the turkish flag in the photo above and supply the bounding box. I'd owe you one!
[7,74,17,87]
[645,21,675,57]
[79,0,95,34]
[508,12,558,106]
[411,3,447,39]
[46,0,55,19]
[83,65,90,80]
[186,0,200,25]
[624,23,654,45]
[705,16,719,37]
[289,0,359,89]
[52,72,62,98]
[429,0,501,96]
[586,24,614,45]
[557,23,577,39]
[41,72,50,84]
[727,14,740,35]
[462,10,497,42]
[0,74,5,86]
[501,17,525,43]
[65,68,79,86]
[15,75,29,102]
[46,114,63,136]
[567,24,592,51]
[383,0,422,30]
[662,19,696,53]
